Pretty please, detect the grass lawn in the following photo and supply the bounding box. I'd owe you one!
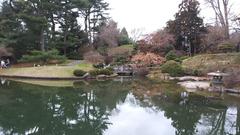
[182,53,240,74]
[0,61,94,78]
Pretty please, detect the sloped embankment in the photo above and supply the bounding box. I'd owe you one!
[182,53,240,75]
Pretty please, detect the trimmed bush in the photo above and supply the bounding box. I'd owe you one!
[114,55,128,65]
[161,60,184,77]
[93,63,105,69]
[165,50,177,61]
[105,67,114,72]
[175,56,189,63]
[20,49,66,64]
[89,69,113,76]
[73,70,87,77]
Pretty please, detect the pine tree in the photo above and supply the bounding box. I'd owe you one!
[167,0,206,56]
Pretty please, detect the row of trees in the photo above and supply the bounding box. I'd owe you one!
[0,0,110,58]
[137,0,240,56]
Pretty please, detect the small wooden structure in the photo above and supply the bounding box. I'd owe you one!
[207,71,229,84]
[114,65,133,76]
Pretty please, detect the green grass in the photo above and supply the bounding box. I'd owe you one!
[119,44,134,50]
[77,62,94,71]
[0,61,94,78]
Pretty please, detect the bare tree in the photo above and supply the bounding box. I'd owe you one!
[97,20,120,48]
[130,28,145,43]
[205,0,231,39]
[233,15,240,31]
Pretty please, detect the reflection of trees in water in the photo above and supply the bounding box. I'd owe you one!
[131,79,240,135]
[1,78,240,135]
[152,93,240,135]
[0,80,129,135]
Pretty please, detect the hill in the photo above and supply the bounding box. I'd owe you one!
[182,53,240,75]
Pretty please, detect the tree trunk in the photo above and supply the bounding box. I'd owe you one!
[88,9,92,44]
[223,0,230,39]
[50,15,56,40]
[63,32,67,56]
[40,28,45,52]
[84,16,88,33]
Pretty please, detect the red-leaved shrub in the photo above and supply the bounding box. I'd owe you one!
[131,52,165,67]
[83,51,104,64]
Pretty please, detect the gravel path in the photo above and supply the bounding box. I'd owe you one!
[66,60,82,66]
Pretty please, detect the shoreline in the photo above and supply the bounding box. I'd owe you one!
[0,74,119,80]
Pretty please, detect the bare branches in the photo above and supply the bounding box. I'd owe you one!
[205,0,231,39]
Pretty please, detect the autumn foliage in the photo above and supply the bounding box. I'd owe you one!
[83,51,105,64]
[137,30,175,55]
[131,52,165,66]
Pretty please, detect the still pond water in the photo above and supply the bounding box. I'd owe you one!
[0,78,240,135]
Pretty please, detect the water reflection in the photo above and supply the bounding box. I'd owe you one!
[104,94,175,135]
[0,79,239,135]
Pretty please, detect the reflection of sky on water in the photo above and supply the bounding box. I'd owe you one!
[105,93,240,135]
[104,94,175,135]
[195,107,238,135]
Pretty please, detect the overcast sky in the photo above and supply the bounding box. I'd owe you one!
[105,0,240,35]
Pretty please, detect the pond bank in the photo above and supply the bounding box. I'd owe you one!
[0,74,118,80]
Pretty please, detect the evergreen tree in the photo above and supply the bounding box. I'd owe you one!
[119,27,131,45]
[0,0,109,58]
[167,0,206,56]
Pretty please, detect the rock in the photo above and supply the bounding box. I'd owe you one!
[178,81,210,91]
[96,75,108,79]
[171,76,210,81]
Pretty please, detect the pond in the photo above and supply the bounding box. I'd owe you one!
[0,78,240,135]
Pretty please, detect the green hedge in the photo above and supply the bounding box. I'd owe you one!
[20,49,66,64]
[161,60,184,77]
[89,69,113,76]
[165,50,177,61]
[73,70,87,77]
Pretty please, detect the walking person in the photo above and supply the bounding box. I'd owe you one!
[1,60,6,69]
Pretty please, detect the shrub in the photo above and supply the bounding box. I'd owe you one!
[93,63,105,69]
[20,49,66,64]
[83,51,104,64]
[67,51,83,60]
[184,69,204,76]
[114,55,129,65]
[165,50,177,61]
[89,69,113,76]
[131,53,165,66]
[73,70,87,77]
[161,60,184,77]
[175,56,189,63]
[106,67,114,72]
